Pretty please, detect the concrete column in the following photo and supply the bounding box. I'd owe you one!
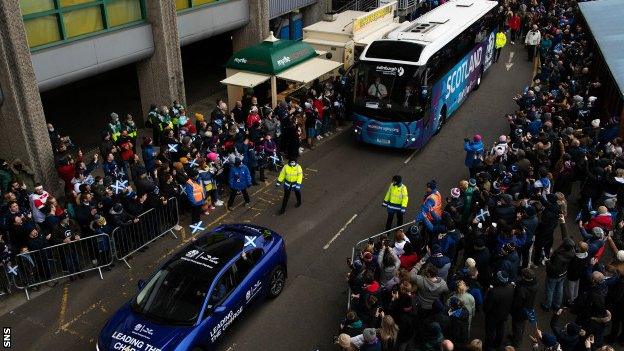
[232,0,270,52]
[302,0,331,26]
[137,0,185,121]
[0,0,59,191]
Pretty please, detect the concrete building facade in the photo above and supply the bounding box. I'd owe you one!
[0,0,329,190]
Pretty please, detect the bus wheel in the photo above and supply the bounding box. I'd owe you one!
[474,70,483,90]
[434,107,447,135]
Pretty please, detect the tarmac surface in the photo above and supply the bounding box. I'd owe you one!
[0,46,550,351]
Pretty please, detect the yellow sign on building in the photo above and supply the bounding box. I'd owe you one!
[352,2,396,33]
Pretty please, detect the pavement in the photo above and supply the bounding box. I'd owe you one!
[0,46,543,351]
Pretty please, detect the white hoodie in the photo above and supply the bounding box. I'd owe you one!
[525,29,541,46]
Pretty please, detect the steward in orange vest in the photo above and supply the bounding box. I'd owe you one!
[185,170,206,224]
[416,180,443,223]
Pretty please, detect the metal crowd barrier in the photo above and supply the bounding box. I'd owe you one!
[347,220,416,310]
[0,265,12,295]
[111,197,179,268]
[11,233,113,300]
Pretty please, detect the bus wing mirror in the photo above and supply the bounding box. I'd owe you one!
[137,279,145,291]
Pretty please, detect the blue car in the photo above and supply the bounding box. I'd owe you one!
[97,224,287,351]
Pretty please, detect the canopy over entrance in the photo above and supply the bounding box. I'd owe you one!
[225,32,318,75]
[276,58,342,84]
[220,72,270,88]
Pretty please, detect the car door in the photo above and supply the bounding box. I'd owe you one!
[202,265,241,346]
[234,248,268,306]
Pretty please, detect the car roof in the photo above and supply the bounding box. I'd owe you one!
[164,224,277,282]
[170,236,242,282]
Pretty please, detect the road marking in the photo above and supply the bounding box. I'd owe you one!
[505,51,515,71]
[404,149,418,164]
[58,285,69,330]
[58,300,102,333]
[258,197,274,205]
[323,214,358,250]
[306,168,318,172]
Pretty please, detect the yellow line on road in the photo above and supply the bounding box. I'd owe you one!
[58,284,69,329]
[58,300,102,332]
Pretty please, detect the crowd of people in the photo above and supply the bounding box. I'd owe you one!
[0,73,347,290]
[340,0,623,351]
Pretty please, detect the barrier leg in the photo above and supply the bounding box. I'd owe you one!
[98,267,103,280]
[168,229,177,239]
[122,258,131,269]
[24,288,30,301]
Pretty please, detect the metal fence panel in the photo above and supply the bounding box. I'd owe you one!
[111,197,179,268]
[347,220,416,309]
[2,197,179,300]
[12,233,113,299]
[0,266,12,295]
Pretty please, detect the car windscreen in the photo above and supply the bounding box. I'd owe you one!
[132,260,211,325]
[352,61,427,122]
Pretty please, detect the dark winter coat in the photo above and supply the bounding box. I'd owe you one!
[511,278,538,320]
[484,283,514,322]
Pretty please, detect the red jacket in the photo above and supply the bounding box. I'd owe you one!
[119,141,134,161]
[246,113,261,129]
[365,281,380,294]
[400,253,420,271]
[585,214,613,232]
[312,98,324,120]
[508,16,521,30]
[57,164,75,189]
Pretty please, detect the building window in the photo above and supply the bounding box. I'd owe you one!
[176,0,218,12]
[20,0,146,49]
[63,5,104,38]
[192,0,216,6]
[107,0,143,27]
[175,0,190,11]
[59,0,96,6]
[20,0,55,15]
[23,15,62,47]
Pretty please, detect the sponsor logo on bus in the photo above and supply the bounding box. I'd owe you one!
[367,123,400,134]
[444,47,483,100]
[375,65,404,76]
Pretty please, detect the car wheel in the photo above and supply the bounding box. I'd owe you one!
[434,106,447,135]
[268,265,286,298]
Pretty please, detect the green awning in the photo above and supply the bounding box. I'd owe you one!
[226,36,318,75]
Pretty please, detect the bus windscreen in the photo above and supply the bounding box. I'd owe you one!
[365,41,425,62]
[352,61,427,122]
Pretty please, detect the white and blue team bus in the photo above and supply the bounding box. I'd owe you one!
[351,0,498,149]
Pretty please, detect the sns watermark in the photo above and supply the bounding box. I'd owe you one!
[3,327,10,348]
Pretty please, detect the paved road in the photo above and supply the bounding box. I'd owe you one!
[0,46,533,351]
